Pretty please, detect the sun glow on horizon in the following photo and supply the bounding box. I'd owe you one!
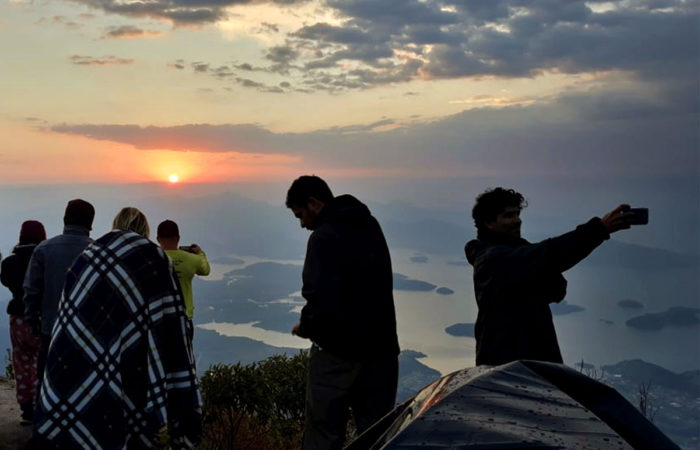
[168,174,179,183]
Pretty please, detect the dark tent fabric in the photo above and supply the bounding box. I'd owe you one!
[348,360,679,449]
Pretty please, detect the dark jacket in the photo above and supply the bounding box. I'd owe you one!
[298,195,400,360]
[465,218,610,366]
[23,225,92,335]
[1,244,38,316]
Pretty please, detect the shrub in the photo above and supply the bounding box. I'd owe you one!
[200,350,308,449]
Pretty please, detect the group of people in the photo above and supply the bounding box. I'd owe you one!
[2,201,208,449]
[1,175,636,449]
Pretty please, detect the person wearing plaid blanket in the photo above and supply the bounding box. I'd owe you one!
[28,207,202,449]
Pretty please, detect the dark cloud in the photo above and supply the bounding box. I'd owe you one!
[260,22,280,33]
[235,63,256,71]
[69,55,134,65]
[170,59,302,90]
[213,65,235,78]
[327,0,458,29]
[236,78,265,88]
[265,45,299,64]
[103,25,162,39]
[124,0,696,99]
[293,22,374,45]
[48,15,83,28]
[169,59,186,69]
[231,77,296,93]
[192,62,211,72]
[50,123,283,153]
[266,0,697,94]
[69,0,311,26]
[48,86,696,179]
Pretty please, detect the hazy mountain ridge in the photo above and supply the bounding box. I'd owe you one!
[2,187,698,265]
[599,359,699,449]
[580,240,700,270]
[602,359,700,395]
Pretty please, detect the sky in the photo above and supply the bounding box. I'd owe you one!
[0,0,698,251]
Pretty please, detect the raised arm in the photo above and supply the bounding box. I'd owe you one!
[190,245,210,276]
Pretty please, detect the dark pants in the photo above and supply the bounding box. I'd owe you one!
[302,345,398,450]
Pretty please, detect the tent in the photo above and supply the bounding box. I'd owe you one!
[347,360,679,449]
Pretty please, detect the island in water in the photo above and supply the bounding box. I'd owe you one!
[444,323,475,338]
[618,298,644,309]
[626,306,700,331]
[550,301,585,315]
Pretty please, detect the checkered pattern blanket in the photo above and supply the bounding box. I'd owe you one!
[34,230,202,449]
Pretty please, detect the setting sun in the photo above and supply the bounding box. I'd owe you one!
[168,174,179,183]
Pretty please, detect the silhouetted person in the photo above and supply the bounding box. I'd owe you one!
[286,175,400,450]
[23,199,94,385]
[465,188,634,366]
[156,220,210,325]
[30,207,202,449]
[1,220,46,424]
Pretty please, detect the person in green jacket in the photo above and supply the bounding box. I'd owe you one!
[156,220,210,322]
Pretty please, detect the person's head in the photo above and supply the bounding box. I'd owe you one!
[156,219,180,249]
[64,199,95,230]
[112,207,150,238]
[285,175,334,230]
[19,220,46,245]
[472,188,527,238]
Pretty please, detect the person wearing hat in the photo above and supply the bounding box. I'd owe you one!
[156,219,210,330]
[23,199,95,385]
[1,220,47,424]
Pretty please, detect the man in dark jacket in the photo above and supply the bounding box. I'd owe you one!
[465,188,634,366]
[287,175,400,450]
[23,199,95,383]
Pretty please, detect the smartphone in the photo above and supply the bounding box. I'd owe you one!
[627,207,648,225]
[179,245,195,253]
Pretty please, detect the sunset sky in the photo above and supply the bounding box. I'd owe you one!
[0,0,697,192]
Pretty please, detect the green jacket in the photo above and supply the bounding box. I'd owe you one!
[165,249,210,319]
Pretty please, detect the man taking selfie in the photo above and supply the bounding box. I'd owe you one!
[465,188,638,366]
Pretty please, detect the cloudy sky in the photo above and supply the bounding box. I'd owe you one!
[1,1,698,227]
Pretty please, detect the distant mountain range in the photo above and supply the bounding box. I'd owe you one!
[602,359,700,395]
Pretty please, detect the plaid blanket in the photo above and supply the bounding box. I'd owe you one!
[34,230,202,449]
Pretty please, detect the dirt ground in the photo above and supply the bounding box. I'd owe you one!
[0,378,32,450]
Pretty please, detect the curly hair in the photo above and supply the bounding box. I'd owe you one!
[472,188,527,232]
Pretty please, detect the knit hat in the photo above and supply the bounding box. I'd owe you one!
[157,219,180,238]
[63,199,95,230]
[19,220,46,244]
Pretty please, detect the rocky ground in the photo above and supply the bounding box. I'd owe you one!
[0,378,32,450]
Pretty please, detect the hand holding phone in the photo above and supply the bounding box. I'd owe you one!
[625,207,649,225]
